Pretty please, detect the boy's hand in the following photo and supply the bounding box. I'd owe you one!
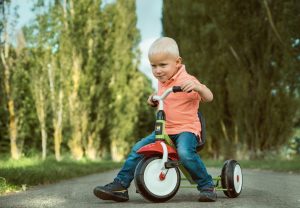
[181,80,201,92]
[181,80,213,102]
[147,94,158,107]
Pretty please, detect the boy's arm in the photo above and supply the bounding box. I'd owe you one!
[181,79,213,102]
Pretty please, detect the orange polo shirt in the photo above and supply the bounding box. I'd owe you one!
[157,65,202,136]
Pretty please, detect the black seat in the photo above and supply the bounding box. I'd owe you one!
[196,112,206,152]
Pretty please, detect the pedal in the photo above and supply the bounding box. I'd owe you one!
[164,160,180,169]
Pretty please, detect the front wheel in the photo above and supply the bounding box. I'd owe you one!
[221,159,243,198]
[134,156,181,202]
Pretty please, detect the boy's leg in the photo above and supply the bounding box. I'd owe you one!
[93,131,156,202]
[114,131,156,188]
[173,132,216,202]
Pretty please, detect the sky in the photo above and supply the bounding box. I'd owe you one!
[11,0,163,89]
[136,0,163,89]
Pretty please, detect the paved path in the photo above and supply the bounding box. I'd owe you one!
[0,168,300,208]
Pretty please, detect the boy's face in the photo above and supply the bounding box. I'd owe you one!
[149,53,182,83]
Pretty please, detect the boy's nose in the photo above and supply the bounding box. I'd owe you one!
[154,67,162,74]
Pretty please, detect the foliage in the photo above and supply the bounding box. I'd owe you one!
[0,0,155,161]
[163,0,300,159]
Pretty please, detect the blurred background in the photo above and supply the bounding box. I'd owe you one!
[0,0,299,163]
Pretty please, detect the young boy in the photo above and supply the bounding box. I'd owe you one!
[93,37,216,202]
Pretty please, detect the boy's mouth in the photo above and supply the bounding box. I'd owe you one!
[155,74,164,78]
[156,76,165,80]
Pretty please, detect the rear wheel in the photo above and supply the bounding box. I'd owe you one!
[134,156,181,202]
[221,160,243,198]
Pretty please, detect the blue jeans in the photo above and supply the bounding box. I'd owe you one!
[114,131,214,191]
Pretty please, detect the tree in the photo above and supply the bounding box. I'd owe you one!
[101,0,144,161]
[0,0,21,159]
[163,0,300,159]
[0,0,155,161]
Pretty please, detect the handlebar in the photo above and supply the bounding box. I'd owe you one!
[151,86,191,109]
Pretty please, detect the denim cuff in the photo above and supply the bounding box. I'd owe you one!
[198,181,215,192]
[114,178,128,189]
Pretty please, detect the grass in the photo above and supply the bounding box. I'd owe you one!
[204,158,300,173]
[0,155,122,195]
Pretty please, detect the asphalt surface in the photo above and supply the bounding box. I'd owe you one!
[0,167,300,208]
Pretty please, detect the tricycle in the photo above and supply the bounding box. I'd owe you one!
[134,86,243,202]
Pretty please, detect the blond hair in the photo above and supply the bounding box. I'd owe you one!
[148,37,180,59]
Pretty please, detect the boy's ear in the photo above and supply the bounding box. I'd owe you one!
[176,57,182,67]
[176,57,182,64]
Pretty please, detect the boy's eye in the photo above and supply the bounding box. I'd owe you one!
[160,63,167,67]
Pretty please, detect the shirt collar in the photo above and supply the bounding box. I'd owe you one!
[160,64,186,86]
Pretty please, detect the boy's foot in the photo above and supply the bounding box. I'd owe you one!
[93,181,129,202]
[198,188,217,202]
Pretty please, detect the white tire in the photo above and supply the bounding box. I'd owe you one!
[134,156,181,202]
[221,160,243,198]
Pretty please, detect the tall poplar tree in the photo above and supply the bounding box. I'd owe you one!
[100,0,149,161]
[0,0,21,159]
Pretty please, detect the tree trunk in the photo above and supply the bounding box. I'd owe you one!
[86,133,97,160]
[110,139,124,162]
[8,99,20,159]
[41,122,47,160]
[1,43,20,160]
[47,63,63,161]
[68,51,83,160]
[54,89,63,161]
[36,85,47,160]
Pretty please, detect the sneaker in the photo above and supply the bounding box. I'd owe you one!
[93,181,129,202]
[198,188,217,202]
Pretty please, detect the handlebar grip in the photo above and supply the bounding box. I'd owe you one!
[172,86,192,93]
[172,86,182,93]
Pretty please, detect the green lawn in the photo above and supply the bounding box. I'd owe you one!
[205,158,300,172]
[1,155,299,195]
[0,155,122,195]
